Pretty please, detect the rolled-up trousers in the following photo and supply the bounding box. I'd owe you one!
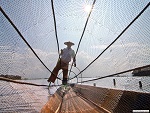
[48,59,68,83]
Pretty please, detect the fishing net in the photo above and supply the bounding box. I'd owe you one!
[0,0,150,112]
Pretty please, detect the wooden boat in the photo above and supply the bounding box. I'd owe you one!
[132,67,150,76]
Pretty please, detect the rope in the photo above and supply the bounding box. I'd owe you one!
[0,7,53,75]
[0,77,48,86]
[68,0,97,77]
[70,2,150,81]
[51,0,62,80]
[77,64,150,83]
[51,0,60,59]
[0,77,62,87]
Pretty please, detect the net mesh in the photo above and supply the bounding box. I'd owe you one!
[0,0,150,112]
[1,0,149,79]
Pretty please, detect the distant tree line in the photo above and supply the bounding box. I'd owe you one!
[0,74,21,80]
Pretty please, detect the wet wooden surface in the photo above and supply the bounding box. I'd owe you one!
[60,88,108,113]
[41,86,109,113]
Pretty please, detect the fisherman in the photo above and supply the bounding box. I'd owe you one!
[47,41,76,85]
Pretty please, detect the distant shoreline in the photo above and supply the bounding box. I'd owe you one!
[0,74,21,80]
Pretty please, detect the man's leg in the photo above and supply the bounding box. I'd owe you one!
[62,68,68,85]
[47,61,61,83]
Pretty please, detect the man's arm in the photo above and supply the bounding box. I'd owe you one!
[73,57,76,67]
[60,49,63,55]
[72,50,76,67]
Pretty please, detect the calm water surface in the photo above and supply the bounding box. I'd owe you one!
[22,76,150,93]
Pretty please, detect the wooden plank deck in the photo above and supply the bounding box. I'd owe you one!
[41,84,150,113]
[41,85,109,113]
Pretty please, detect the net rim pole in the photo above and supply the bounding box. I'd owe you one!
[69,2,150,80]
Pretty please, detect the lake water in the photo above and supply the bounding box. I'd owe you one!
[0,76,149,112]
[21,76,150,93]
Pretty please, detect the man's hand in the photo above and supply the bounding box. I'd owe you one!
[74,62,76,67]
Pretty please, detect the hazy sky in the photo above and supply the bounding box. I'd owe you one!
[0,0,150,79]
